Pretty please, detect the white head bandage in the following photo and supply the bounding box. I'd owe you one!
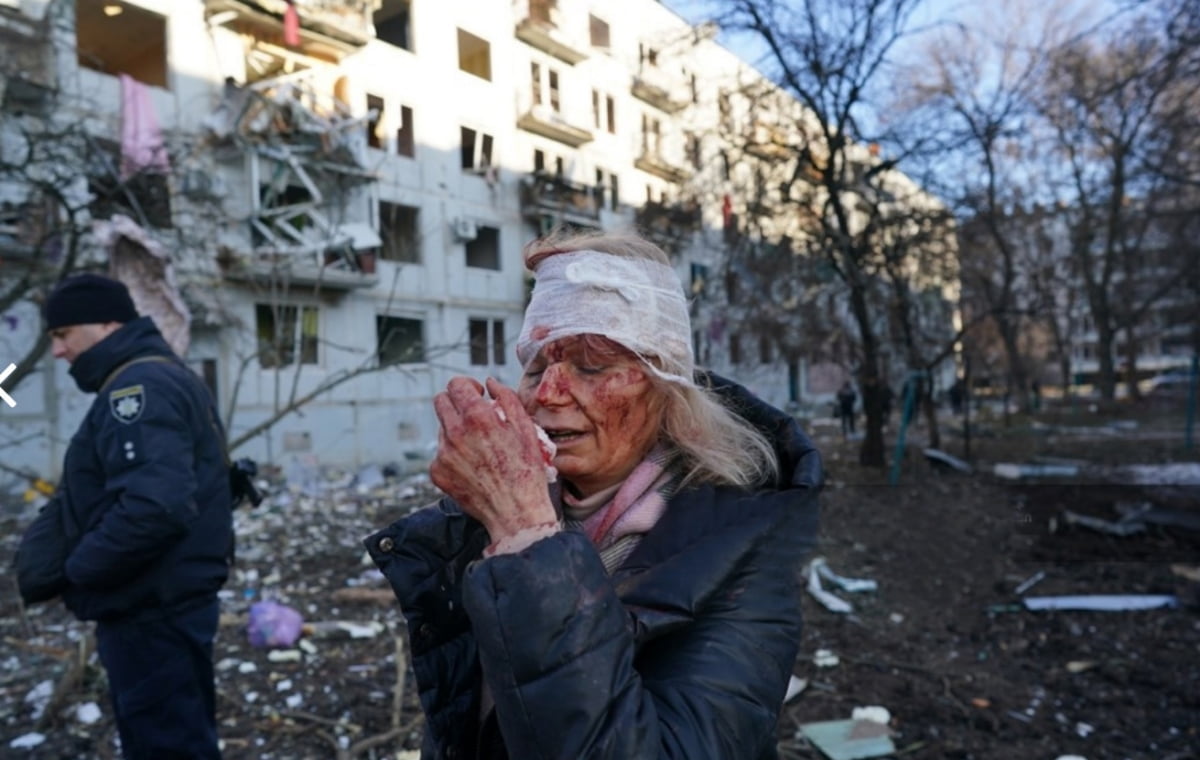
[516,250,695,385]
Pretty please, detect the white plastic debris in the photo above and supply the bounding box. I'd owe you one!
[285,693,304,709]
[75,702,102,725]
[238,661,258,673]
[269,649,302,663]
[1023,595,1178,612]
[24,680,53,721]
[277,679,293,692]
[9,733,46,749]
[994,463,1079,480]
[805,557,876,614]
[813,649,840,668]
[851,705,891,725]
[784,675,808,702]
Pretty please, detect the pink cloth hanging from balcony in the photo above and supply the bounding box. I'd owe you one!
[119,74,170,179]
[283,1,301,47]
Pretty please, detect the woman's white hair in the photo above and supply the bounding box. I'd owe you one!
[524,229,779,489]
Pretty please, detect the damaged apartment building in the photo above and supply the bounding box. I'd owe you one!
[0,0,954,476]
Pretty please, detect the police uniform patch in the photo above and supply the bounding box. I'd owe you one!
[109,385,145,424]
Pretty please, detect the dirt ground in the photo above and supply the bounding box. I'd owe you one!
[2,400,1198,760]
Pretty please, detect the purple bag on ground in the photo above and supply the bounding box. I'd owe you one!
[247,600,304,648]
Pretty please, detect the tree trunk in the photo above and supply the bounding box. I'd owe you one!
[849,282,885,466]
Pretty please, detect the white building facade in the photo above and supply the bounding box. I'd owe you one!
[0,0,951,478]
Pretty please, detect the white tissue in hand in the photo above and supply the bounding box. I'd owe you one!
[492,402,557,482]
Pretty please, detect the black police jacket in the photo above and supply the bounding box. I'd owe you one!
[21,317,233,621]
[365,376,822,760]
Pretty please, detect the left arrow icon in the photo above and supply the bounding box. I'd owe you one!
[0,363,17,408]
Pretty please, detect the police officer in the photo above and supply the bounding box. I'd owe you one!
[17,273,232,759]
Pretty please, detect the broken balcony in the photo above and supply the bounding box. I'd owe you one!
[520,173,602,226]
[514,0,587,64]
[205,0,382,58]
[516,103,594,148]
[630,68,689,114]
[635,151,691,184]
[635,199,702,255]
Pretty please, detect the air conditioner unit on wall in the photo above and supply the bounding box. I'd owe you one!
[452,217,478,242]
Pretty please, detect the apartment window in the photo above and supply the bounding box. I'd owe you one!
[554,156,565,176]
[641,114,661,155]
[469,318,507,366]
[687,132,702,170]
[87,140,172,228]
[589,15,610,49]
[256,304,319,368]
[530,0,556,25]
[609,172,619,210]
[377,315,425,365]
[457,29,491,81]
[366,94,385,149]
[379,201,419,262]
[730,333,743,365]
[76,1,168,89]
[396,105,414,157]
[725,269,740,303]
[532,62,542,105]
[548,70,560,111]
[606,95,616,133]
[461,127,494,170]
[759,334,772,364]
[595,168,606,207]
[534,149,546,173]
[592,89,601,128]
[466,225,501,270]
[375,0,412,50]
[639,44,658,67]
[719,91,733,131]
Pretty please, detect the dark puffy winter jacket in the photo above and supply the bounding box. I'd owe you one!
[17,317,233,621]
[365,375,822,760]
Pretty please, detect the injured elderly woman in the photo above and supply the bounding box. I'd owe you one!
[365,229,822,760]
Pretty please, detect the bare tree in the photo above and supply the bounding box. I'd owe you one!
[1037,0,1200,398]
[705,0,946,466]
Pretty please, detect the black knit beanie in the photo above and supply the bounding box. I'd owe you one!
[43,274,139,330]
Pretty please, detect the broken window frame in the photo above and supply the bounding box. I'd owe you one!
[374,0,413,51]
[465,225,501,270]
[76,0,169,89]
[256,304,319,369]
[379,201,420,263]
[377,315,426,366]
[460,127,495,172]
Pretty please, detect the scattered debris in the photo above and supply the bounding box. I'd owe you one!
[799,707,895,760]
[1058,509,1145,537]
[785,675,809,702]
[923,448,973,473]
[247,601,304,648]
[75,702,101,725]
[1065,661,1097,674]
[1023,595,1178,612]
[805,557,878,614]
[8,733,45,750]
[994,462,1079,480]
[1014,570,1047,595]
[813,649,840,668]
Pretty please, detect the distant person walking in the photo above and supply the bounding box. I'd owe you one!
[948,379,965,415]
[837,381,857,435]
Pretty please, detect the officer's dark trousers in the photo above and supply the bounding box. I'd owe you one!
[95,598,221,760]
